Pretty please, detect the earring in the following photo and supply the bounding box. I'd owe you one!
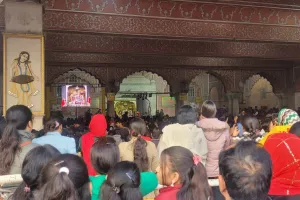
[170,181,174,187]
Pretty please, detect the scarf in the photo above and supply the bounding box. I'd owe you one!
[264,133,300,196]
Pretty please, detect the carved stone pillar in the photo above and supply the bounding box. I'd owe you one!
[106,81,119,118]
[275,92,288,108]
[172,81,188,115]
[4,1,44,129]
[107,99,115,118]
[226,92,242,115]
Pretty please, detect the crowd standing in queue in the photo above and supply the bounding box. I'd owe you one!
[1,103,300,200]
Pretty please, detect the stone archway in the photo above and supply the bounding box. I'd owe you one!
[52,68,101,87]
[243,74,279,108]
[47,69,103,118]
[188,72,226,108]
[117,71,174,116]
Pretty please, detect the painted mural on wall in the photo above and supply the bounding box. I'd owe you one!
[9,51,39,108]
[3,34,44,115]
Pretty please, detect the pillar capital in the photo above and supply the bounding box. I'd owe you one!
[226,92,242,100]
[106,80,120,94]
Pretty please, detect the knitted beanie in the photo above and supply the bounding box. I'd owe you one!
[278,109,300,126]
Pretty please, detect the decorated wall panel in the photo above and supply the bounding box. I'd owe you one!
[43,10,300,42]
[46,52,289,68]
[45,32,300,60]
[44,0,300,26]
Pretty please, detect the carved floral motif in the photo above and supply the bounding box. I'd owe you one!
[43,10,300,42]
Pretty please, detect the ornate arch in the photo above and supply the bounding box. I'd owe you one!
[119,70,171,93]
[244,74,273,92]
[241,70,285,93]
[115,67,177,87]
[189,71,227,91]
[51,68,101,87]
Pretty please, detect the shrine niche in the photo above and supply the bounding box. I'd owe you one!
[48,68,103,118]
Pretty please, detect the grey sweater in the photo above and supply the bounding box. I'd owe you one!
[9,130,39,174]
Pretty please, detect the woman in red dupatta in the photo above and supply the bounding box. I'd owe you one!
[264,133,300,196]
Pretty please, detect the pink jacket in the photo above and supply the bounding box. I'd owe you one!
[197,118,231,178]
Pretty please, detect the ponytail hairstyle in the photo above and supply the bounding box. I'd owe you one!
[91,136,120,175]
[129,118,149,172]
[160,146,213,200]
[11,145,60,200]
[101,161,142,200]
[241,116,260,140]
[35,154,91,200]
[0,105,33,175]
[45,117,63,133]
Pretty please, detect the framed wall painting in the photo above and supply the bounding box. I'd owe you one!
[3,33,44,115]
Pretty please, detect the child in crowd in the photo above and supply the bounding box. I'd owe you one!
[232,116,262,142]
[101,161,143,200]
[11,145,60,200]
[32,118,76,154]
[155,146,212,200]
[90,136,158,200]
[34,154,91,200]
[151,127,162,147]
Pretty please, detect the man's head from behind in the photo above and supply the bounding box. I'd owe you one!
[218,141,272,200]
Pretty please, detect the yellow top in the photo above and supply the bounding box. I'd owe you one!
[259,125,291,145]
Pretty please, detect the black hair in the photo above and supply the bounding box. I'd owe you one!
[45,117,63,133]
[100,161,142,200]
[201,100,217,118]
[219,141,272,200]
[11,145,60,200]
[290,121,300,137]
[241,116,260,139]
[161,146,212,200]
[177,105,198,125]
[0,116,7,139]
[261,117,272,133]
[151,127,162,139]
[130,118,149,172]
[35,154,91,200]
[91,136,120,175]
[116,128,130,142]
[18,51,30,64]
[0,105,33,175]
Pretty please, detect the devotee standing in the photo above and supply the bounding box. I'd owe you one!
[158,105,208,165]
[259,108,300,145]
[33,118,76,154]
[264,133,300,199]
[219,141,272,200]
[0,105,39,175]
[197,100,230,200]
[81,114,107,176]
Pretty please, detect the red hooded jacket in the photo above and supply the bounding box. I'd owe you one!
[81,114,107,176]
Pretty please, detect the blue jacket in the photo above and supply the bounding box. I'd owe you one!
[32,132,76,154]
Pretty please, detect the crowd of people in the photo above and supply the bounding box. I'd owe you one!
[0,101,300,200]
